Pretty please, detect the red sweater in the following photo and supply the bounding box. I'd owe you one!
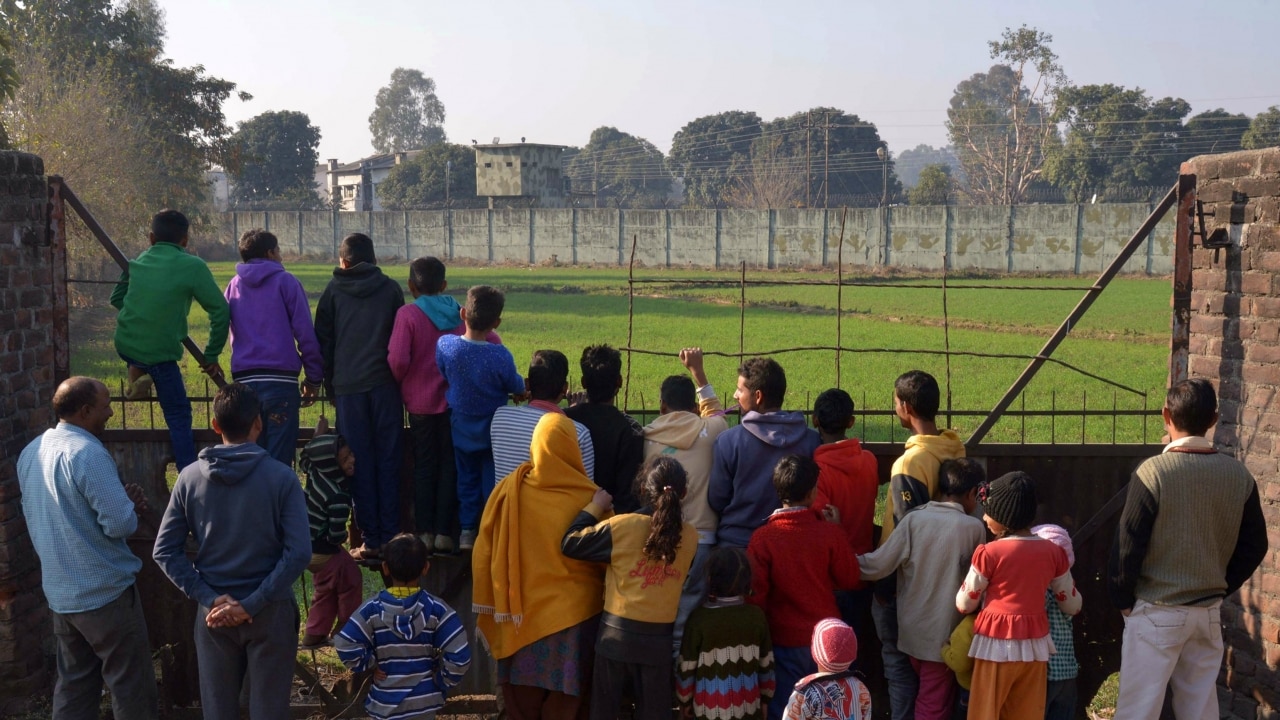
[812,439,880,557]
[747,507,863,647]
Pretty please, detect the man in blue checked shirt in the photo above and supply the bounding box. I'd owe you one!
[18,376,157,719]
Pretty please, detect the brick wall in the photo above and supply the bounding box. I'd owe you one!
[0,151,58,710]
[1184,147,1280,719]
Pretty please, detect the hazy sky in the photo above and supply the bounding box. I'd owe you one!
[161,0,1280,164]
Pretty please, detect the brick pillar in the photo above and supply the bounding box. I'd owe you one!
[0,151,56,710]
[1184,147,1280,719]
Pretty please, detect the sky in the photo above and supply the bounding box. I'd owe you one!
[160,0,1280,164]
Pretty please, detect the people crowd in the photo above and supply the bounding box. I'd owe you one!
[15,213,1269,720]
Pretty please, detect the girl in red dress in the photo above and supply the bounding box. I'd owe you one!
[955,472,1082,720]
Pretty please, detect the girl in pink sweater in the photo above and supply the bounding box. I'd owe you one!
[955,472,1081,720]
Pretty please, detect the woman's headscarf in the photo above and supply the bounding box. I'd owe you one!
[472,412,605,659]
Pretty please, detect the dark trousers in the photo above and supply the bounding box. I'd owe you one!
[335,383,404,549]
[245,380,301,468]
[1045,678,1077,720]
[194,598,299,720]
[121,355,196,470]
[408,411,457,537]
[590,654,672,720]
[51,584,157,720]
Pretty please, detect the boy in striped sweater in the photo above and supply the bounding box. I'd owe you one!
[300,431,362,648]
[335,533,471,720]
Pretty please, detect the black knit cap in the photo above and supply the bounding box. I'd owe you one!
[982,471,1037,531]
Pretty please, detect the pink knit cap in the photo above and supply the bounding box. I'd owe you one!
[1031,523,1075,567]
[810,618,857,673]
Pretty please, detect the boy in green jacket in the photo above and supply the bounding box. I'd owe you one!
[111,210,228,470]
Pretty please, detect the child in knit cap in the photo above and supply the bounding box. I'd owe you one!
[955,472,1082,720]
[1031,524,1079,720]
[782,618,871,720]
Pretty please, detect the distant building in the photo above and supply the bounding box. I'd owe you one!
[205,169,230,211]
[474,143,568,208]
[325,151,423,211]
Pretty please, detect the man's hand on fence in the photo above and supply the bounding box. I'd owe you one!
[679,347,709,388]
[300,382,319,409]
[201,362,224,381]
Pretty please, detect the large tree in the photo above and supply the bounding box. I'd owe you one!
[1242,106,1280,150]
[566,126,673,207]
[759,107,899,206]
[2,0,244,250]
[721,134,805,209]
[0,30,18,148]
[908,164,954,205]
[1184,109,1250,155]
[896,144,960,188]
[1044,84,1190,200]
[378,143,476,210]
[229,110,321,209]
[947,26,1067,204]
[368,68,446,154]
[668,110,762,207]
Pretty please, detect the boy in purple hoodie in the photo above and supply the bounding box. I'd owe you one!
[223,229,324,467]
[708,357,820,549]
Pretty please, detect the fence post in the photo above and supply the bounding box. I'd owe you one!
[404,211,411,260]
[1006,205,1016,273]
[944,204,954,271]
[617,208,625,267]
[665,209,672,268]
[528,208,536,265]
[715,209,722,269]
[446,208,454,261]
[1074,204,1084,275]
[571,207,578,265]
[767,209,776,269]
[297,212,303,256]
[332,208,340,261]
[821,208,829,267]
[487,209,494,264]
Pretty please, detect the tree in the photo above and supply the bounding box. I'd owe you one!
[947,26,1067,204]
[896,144,960,188]
[668,111,762,207]
[1243,106,1280,150]
[368,68,446,154]
[0,30,18,148]
[1044,84,1191,200]
[566,126,673,207]
[908,164,954,205]
[228,111,321,209]
[721,134,805,209]
[759,107,900,206]
[378,143,476,209]
[1185,109,1250,155]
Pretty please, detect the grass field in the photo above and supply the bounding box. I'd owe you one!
[71,263,1174,443]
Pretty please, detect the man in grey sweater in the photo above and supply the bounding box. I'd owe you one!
[1109,378,1267,720]
[154,383,311,720]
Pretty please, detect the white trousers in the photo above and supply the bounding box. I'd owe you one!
[1115,599,1223,720]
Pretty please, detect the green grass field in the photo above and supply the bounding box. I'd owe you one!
[71,263,1173,443]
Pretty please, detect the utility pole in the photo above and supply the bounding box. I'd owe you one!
[805,111,812,208]
[823,112,831,209]
[445,160,452,206]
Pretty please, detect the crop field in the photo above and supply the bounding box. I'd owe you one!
[70,263,1174,444]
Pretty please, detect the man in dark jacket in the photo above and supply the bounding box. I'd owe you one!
[708,357,820,548]
[314,233,405,557]
[154,383,310,720]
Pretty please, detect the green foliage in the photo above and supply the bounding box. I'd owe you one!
[758,107,900,205]
[1243,106,1280,149]
[566,126,673,207]
[1184,108,1250,155]
[668,111,762,207]
[909,164,953,205]
[368,68,445,154]
[229,110,321,209]
[947,26,1067,205]
[378,143,477,210]
[1045,84,1190,201]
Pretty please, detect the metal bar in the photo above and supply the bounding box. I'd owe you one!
[739,262,746,365]
[48,179,71,385]
[966,183,1179,448]
[624,278,1092,290]
[1071,482,1132,547]
[1169,172,1196,388]
[56,179,225,387]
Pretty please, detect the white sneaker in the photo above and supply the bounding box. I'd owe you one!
[458,529,477,551]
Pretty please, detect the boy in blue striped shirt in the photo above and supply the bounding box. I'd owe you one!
[335,533,471,719]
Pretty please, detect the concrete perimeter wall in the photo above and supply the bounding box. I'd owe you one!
[219,203,1176,274]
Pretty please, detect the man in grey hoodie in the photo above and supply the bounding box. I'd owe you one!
[154,383,311,720]
[708,356,820,549]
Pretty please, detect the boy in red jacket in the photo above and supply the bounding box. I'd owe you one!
[748,455,862,720]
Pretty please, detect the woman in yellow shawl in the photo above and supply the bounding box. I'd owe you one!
[473,412,606,719]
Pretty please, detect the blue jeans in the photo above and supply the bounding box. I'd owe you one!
[121,355,196,470]
[872,595,918,720]
[451,412,495,531]
[335,383,404,550]
[771,645,817,720]
[673,542,713,656]
[244,381,300,468]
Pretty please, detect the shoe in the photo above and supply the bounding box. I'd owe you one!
[300,633,330,649]
[125,374,153,400]
[419,533,435,553]
[349,545,381,561]
[434,534,455,554]
[458,529,477,551]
